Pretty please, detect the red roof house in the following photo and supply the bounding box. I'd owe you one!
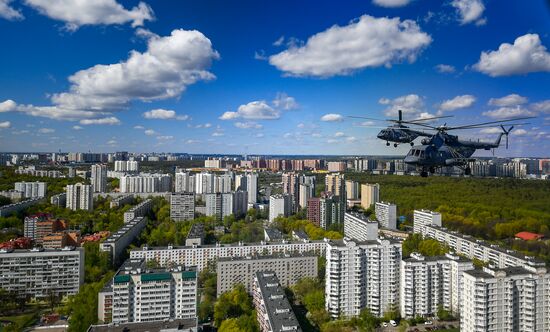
[515,232,545,241]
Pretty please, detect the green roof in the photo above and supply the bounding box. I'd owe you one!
[181,271,197,279]
[141,272,172,282]
[114,274,131,284]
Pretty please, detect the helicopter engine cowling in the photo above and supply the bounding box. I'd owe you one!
[421,138,430,145]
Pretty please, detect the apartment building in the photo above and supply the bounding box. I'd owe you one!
[0,247,84,298]
[413,209,442,234]
[123,199,152,223]
[170,192,195,221]
[216,253,317,295]
[0,197,44,217]
[100,217,148,265]
[130,240,327,272]
[461,266,550,332]
[100,258,197,324]
[110,194,134,208]
[253,271,302,332]
[14,181,47,198]
[360,183,379,209]
[269,194,293,222]
[400,252,474,318]
[91,164,107,193]
[343,212,378,242]
[325,237,402,318]
[66,183,93,211]
[375,201,397,230]
[119,174,171,193]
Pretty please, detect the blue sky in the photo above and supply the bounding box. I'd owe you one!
[0,0,549,156]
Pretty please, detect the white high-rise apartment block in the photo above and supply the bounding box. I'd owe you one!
[269,194,292,222]
[131,240,327,272]
[345,180,359,200]
[66,183,93,210]
[114,160,139,172]
[343,212,378,241]
[120,174,171,193]
[325,237,402,318]
[91,164,107,193]
[360,183,380,209]
[461,266,550,332]
[246,172,258,204]
[400,252,474,318]
[206,191,248,220]
[325,173,345,196]
[413,209,442,234]
[175,172,194,192]
[215,173,232,193]
[170,193,195,221]
[204,158,222,168]
[235,174,247,191]
[298,183,313,209]
[14,181,47,198]
[106,259,197,324]
[375,202,397,229]
[0,247,84,299]
[194,172,214,194]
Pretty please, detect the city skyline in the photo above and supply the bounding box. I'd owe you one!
[1,0,550,156]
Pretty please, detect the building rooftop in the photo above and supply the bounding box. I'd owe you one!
[515,231,544,241]
[292,229,309,240]
[87,318,197,332]
[103,217,146,244]
[264,228,283,241]
[114,258,197,282]
[328,237,401,247]
[255,271,302,332]
[403,252,472,263]
[135,239,327,251]
[187,223,205,240]
[218,252,317,263]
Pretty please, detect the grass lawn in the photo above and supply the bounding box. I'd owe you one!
[0,312,39,331]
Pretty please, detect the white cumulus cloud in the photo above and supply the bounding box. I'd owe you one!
[488,94,528,107]
[434,64,456,74]
[234,122,263,129]
[0,99,17,112]
[23,0,154,30]
[531,100,550,113]
[79,117,120,125]
[320,113,343,122]
[143,108,189,120]
[220,101,280,120]
[0,0,23,20]
[380,94,424,117]
[438,95,476,112]
[144,129,156,136]
[451,0,486,25]
[0,121,11,128]
[272,92,299,110]
[372,0,411,8]
[482,106,536,119]
[268,15,431,77]
[72,125,83,130]
[474,34,550,77]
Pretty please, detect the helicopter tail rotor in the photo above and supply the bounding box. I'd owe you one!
[500,125,514,149]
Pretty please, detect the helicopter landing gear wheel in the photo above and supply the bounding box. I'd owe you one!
[386,142,390,146]
[429,167,435,174]
[465,167,471,176]
[394,143,398,148]
[420,170,428,177]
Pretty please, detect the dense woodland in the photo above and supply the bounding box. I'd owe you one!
[343,173,550,263]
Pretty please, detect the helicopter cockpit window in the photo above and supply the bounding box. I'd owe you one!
[415,150,421,157]
[419,151,425,158]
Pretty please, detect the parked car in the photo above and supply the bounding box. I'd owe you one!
[425,320,433,325]
[389,320,397,327]
[382,322,388,327]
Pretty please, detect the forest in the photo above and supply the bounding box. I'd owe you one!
[343,173,550,263]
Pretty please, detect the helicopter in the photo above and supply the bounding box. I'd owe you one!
[348,110,452,147]
[400,117,533,177]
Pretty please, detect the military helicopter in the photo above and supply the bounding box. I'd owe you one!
[400,117,533,177]
[348,110,452,147]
